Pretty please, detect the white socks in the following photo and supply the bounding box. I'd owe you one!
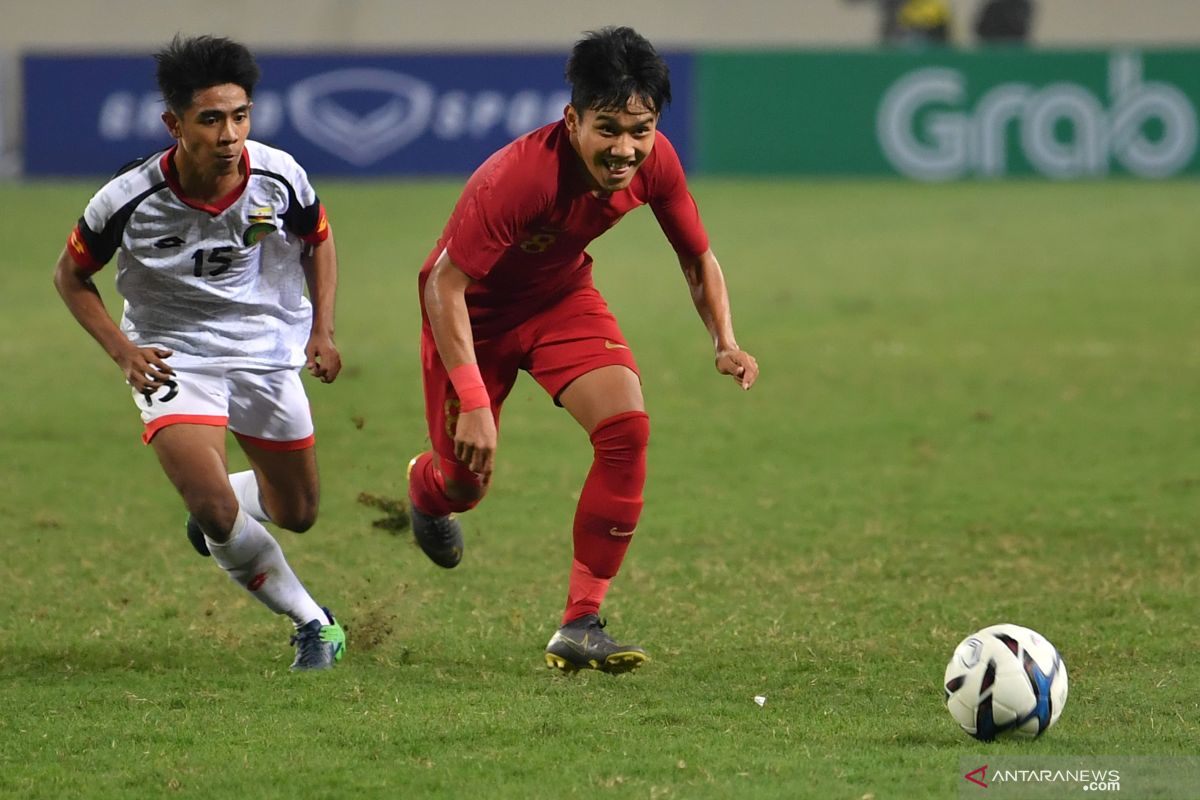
[228,470,270,522]
[206,510,326,628]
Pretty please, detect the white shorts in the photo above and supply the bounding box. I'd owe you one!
[133,364,314,450]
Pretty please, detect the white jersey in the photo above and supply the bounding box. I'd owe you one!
[68,140,330,369]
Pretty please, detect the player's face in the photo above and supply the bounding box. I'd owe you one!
[565,98,658,193]
[162,83,252,179]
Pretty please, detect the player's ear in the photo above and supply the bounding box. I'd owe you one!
[564,104,578,134]
[161,110,182,140]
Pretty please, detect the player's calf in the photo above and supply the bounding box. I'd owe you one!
[563,411,650,621]
[268,502,318,533]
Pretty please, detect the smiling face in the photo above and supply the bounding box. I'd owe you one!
[162,83,251,184]
[565,97,658,193]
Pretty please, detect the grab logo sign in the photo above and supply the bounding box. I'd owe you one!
[877,52,1198,180]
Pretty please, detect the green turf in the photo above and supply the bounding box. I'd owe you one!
[1,177,1197,799]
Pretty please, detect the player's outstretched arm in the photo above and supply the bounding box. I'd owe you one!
[424,250,498,479]
[301,232,341,383]
[52,246,174,393]
[678,248,759,391]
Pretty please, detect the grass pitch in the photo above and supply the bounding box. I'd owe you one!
[1,177,1197,799]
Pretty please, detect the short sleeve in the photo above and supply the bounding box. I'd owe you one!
[67,186,125,271]
[648,133,710,259]
[445,154,550,280]
[66,222,105,272]
[275,156,330,245]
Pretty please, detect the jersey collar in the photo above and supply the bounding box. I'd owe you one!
[160,145,251,215]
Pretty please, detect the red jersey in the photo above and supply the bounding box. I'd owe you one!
[420,120,709,339]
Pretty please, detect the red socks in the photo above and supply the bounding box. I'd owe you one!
[563,411,650,624]
[408,451,472,517]
[412,407,650,628]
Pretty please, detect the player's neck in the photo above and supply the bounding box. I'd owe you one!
[171,151,246,205]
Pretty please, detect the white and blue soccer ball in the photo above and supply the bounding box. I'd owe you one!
[943,623,1068,741]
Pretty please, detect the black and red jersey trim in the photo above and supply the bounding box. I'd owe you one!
[68,181,169,271]
[251,167,328,243]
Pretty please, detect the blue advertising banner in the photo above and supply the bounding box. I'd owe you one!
[24,52,694,177]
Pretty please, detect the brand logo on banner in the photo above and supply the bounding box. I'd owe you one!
[877,52,1198,180]
[288,69,436,166]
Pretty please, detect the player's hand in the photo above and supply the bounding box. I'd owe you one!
[117,345,174,393]
[454,407,497,480]
[305,331,341,383]
[716,348,759,390]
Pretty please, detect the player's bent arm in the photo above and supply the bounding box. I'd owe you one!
[424,250,497,476]
[424,250,481,373]
[52,246,174,392]
[301,233,341,382]
[679,248,736,352]
[301,231,338,338]
[678,248,759,390]
[53,247,128,359]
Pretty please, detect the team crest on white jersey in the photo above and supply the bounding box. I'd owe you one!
[243,206,278,246]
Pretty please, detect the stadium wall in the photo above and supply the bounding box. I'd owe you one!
[5,1,1200,50]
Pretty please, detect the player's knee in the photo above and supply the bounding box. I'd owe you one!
[271,496,319,533]
[591,411,650,465]
[274,508,318,533]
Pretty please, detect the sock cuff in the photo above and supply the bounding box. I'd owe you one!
[571,558,599,578]
[590,410,650,443]
[205,509,260,565]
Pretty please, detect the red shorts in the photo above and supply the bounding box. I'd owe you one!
[421,286,639,483]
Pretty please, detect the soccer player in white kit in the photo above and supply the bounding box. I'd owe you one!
[53,35,345,670]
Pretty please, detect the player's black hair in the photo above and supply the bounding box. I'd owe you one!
[154,34,260,114]
[566,26,671,115]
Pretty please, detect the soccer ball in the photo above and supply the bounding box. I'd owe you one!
[943,623,1068,740]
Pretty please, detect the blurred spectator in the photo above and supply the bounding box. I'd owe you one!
[975,0,1035,43]
[849,0,952,46]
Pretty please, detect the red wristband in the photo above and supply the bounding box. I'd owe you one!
[448,363,490,412]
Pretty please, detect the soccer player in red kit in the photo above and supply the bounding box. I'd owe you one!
[409,26,759,672]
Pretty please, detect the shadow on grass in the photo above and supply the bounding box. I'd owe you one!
[1,639,226,679]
